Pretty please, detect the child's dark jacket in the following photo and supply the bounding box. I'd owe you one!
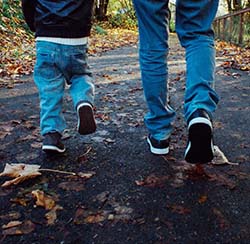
[22,0,94,38]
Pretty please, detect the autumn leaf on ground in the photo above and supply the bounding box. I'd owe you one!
[198,195,208,204]
[0,211,21,221]
[212,208,230,230]
[212,145,239,165]
[0,163,41,187]
[0,121,16,139]
[207,172,236,190]
[2,220,35,236]
[31,190,63,225]
[0,163,95,187]
[2,220,22,229]
[216,41,250,71]
[31,190,56,210]
[58,181,85,192]
[135,174,169,188]
[167,204,191,215]
[45,205,63,225]
[73,208,108,224]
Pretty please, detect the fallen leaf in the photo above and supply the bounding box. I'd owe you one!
[10,197,29,207]
[198,195,208,204]
[95,191,110,204]
[31,190,56,210]
[0,122,16,139]
[167,204,191,215]
[73,208,108,225]
[77,172,95,179]
[2,220,35,236]
[45,205,63,225]
[0,212,21,221]
[135,174,169,188]
[0,163,41,187]
[77,147,92,164]
[207,173,236,189]
[84,212,107,224]
[2,221,22,229]
[213,208,230,229]
[112,204,133,221]
[58,181,85,192]
[212,146,239,165]
[73,208,86,225]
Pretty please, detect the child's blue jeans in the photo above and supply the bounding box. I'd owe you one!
[34,41,94,136]
[133,0,219,140]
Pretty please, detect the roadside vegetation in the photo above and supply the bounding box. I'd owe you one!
[0,0,249,83]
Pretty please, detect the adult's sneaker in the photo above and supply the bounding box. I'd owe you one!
[184,109,214,164]
[77,102,97,135]
[42,132,66,153]
[147,134,170,155]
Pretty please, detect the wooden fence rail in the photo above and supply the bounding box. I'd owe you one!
[213,8,250,47]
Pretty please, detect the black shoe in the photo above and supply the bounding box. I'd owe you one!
[77,102,97,135]
[184,109,214,164]
[147,134,170,155]
[42,132,66,153]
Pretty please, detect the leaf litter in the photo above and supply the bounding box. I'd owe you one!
[0,163,95,187]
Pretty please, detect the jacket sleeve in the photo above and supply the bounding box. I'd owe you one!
[21,0,36,32]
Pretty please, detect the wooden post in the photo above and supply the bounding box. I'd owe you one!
[239,13,244,45]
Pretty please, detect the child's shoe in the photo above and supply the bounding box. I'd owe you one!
[42,132,66,153]
[77,102,96,135]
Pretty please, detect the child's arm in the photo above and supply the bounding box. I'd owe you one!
[21,0,36,32]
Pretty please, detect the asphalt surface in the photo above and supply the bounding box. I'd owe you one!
[0,34,250,243]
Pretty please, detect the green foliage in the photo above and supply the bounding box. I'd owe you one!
[94,25,108,35]
[0,0,26,29]
[169,19,175,33]
[107,0,137,29]
[108,13,137,29]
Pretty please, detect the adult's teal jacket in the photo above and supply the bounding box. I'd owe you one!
[21,0,94,38]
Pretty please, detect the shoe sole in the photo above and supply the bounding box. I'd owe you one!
[147,137,169,155]
[42,145,66,153]
[77,103,97,135]
[184,122,214,164]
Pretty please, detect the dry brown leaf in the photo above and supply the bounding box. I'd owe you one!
[45,205,63,226]
[58,181,85,192]
[31,190,56,210]
[212,145,239,165]
[0,211,21,221]
[198,195,208,204]
[0,163,41,187]
[77,172,95,179]
[10,197,29,207]
[2,220,35,236]
[74,208,108,225]
[167,204,191,215]
[135,174,169,188]
[2,220,22,229]
[84,212,107,224]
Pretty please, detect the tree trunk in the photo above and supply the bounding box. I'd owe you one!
[95,0,109,21]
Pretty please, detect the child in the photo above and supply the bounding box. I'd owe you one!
[22,0,96,153]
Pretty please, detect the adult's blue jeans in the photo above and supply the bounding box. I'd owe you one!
[34,41,94,135]
[133,0,219,140]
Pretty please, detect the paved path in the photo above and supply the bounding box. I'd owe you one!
[0,34,250,243]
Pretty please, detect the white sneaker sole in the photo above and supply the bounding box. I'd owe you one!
[42,145,66,153]
[147,137,169,155]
